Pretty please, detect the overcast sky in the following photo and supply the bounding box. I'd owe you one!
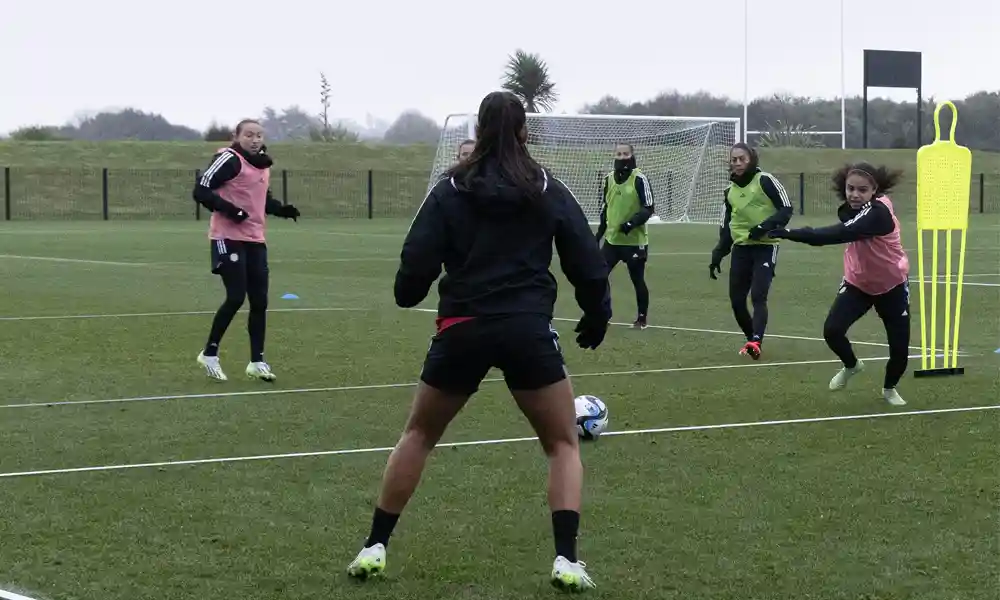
[1,0,995,134]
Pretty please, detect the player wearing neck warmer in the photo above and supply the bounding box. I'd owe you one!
[709,142,793,360]
[594,142,655,329]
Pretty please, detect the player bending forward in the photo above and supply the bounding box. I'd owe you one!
[710,143,793,359]
[346,91,611,591]
[191,119,300,382]
[768,163,910,406]
[595,143,654,328]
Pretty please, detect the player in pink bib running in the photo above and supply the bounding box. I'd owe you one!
[191,119,300,382]
[768,163,910,406]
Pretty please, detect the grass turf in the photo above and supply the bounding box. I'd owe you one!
[0,215,997,600]
[1,143,999,221]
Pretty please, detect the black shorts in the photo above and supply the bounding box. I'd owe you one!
[420,314,567,396]
[210,239,268,276]
[601,242,647,269]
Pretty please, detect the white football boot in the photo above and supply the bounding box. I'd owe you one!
[197,351,227,381]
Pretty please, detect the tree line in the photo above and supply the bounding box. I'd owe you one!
[4,51,998,150]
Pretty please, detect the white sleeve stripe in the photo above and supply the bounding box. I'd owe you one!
[843,205,872,227]
[553,176,583,208]
[200,151,235,187]
[636,173,654,206]
[765,174,792,208]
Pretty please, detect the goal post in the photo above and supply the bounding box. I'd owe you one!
[427,112,741,224]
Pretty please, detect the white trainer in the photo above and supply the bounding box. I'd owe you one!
[347,543,386,579]
[197,351,227,381]
[883,387,906,406]
[550,555,596,592]
[829,359,865,391]
[246,361,276,382]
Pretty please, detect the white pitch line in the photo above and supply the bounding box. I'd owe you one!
[0,307,367,322]
[1,404,995,480]
[0,253,150,266]
[0,356,891,410]
[0,588,39,600]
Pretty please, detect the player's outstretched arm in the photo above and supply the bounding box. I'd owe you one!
[770,199,895,246]
[552,177,612,322]
[394,189,446,308]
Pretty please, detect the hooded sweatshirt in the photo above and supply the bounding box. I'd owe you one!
[394,161,611,322]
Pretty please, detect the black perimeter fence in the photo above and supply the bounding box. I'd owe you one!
[1,167,999,221]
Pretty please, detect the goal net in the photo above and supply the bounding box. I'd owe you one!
[427,112,740,224]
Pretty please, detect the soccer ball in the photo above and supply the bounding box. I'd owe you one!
[574,395,609,440]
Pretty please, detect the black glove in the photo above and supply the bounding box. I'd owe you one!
[619,221,634,235]
[709,250,723,280]
[276,204,300,221]
[574,314,609,350]
[767,228,788,239]
[220,201,249,223]
[748,224,770,240]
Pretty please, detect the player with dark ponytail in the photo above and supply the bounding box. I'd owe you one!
[346,91,609,591]
[768,163,910,406]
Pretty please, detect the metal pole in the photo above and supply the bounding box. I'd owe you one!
[743,0,749,143]
[840,0,846,149]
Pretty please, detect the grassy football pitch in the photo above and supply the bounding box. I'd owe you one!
[0,216,997,600]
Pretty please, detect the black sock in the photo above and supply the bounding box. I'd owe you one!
[552,510,580,562]
[365,507,400,548]
[203,342,220,357]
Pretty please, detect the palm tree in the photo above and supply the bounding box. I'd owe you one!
[501,50,558,113]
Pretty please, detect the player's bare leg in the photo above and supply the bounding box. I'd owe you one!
[348,382,468,579]
[512,376,595,592]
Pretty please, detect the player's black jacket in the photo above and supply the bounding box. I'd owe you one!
[778,198,896,245]
[394,163,612,322]
[192,143,288,219]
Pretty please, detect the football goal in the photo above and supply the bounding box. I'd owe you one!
[427,112,741,224]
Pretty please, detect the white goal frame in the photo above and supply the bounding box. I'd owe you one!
[427,112,743,225]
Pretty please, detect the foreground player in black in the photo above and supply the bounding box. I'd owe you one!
[347,91,611,592]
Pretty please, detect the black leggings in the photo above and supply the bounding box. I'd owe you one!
[601,243,649,317]
[204,240,269,362]
[823,279,910,388]
[728,244,778,342]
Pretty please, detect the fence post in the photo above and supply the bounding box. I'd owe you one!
[979,173,985,214]
[367,170,374,219]
[798,172,805,215]
[282,169,289,204]
[102,168,109,221]
[3,167,10,221]
[195,169,201,220]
